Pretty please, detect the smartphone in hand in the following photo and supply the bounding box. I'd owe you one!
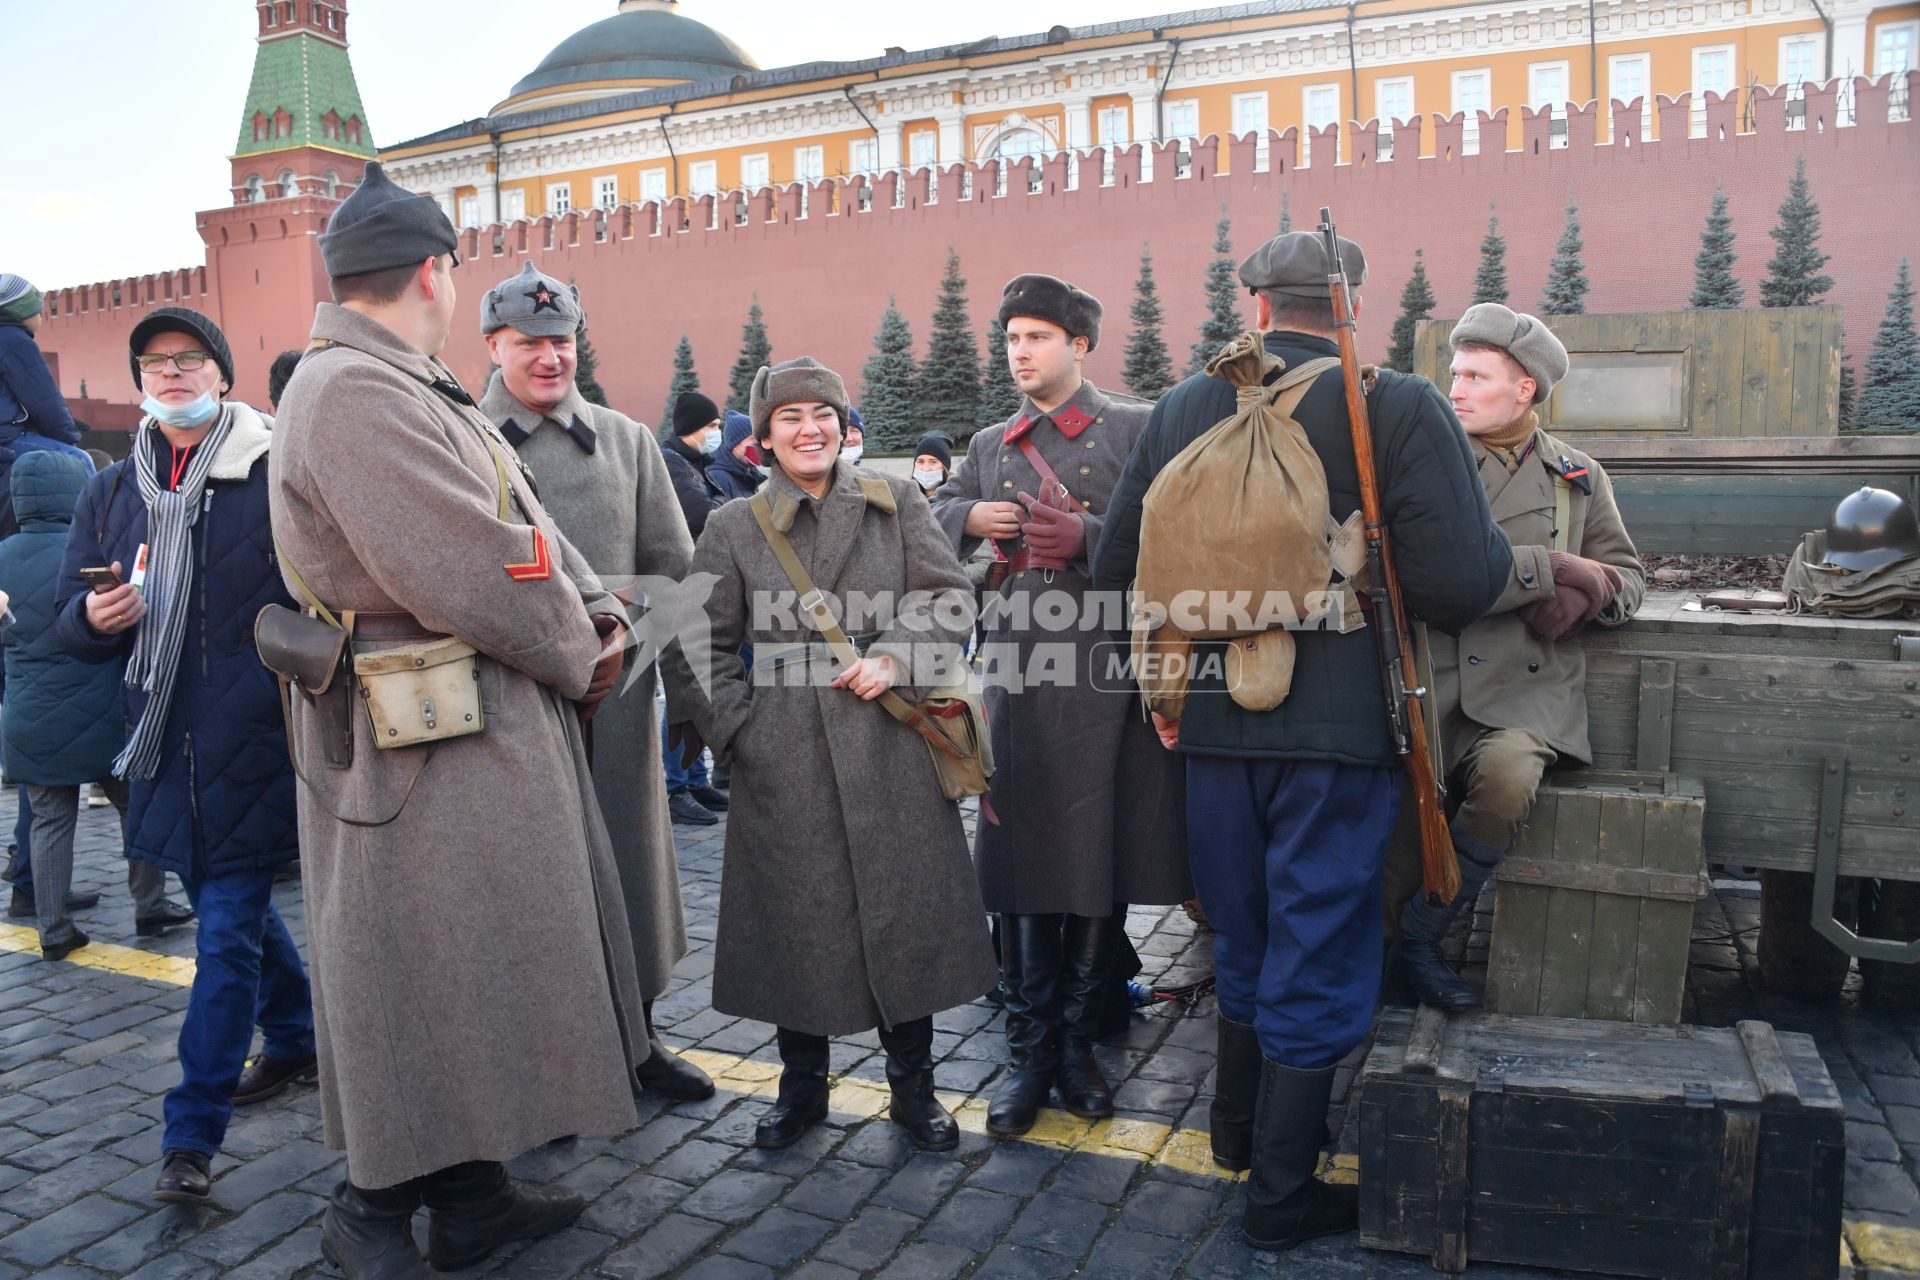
[79,566,124,593]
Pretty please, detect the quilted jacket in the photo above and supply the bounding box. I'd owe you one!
[0,451,121,786]
[54,405,298,878]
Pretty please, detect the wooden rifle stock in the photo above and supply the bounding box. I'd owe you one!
[1316,207,1460,906]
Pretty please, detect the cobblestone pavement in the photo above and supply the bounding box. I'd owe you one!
[1,785,1916,1279]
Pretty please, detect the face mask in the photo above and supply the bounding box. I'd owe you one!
[740,441,763,466]
[699,427,723,455]
[913,467,945,491]
[141,392,219,429]
[841,443,864,464]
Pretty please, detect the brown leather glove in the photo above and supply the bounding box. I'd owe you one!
[1016,480,1086,568]
[1520,582,1594,640]
[1547,551,1622,616]
[580,615,627,721]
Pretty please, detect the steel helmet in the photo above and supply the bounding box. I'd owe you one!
[1825,487,1920,572]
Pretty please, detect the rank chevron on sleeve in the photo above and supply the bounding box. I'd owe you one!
[504,527,552,581]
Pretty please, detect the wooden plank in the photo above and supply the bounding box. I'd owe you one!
[1636,658,1676,772]
[1432,1083,1472,1273]
[1608,473,1882,556]
[1711,1107,1760,1280]
[1789,306,1826,435]
[1635,789,1705,1023]
[1580,433,1920,467]
[1739,309,1771,437]
[1736,1021,1802,1105]
[1487,786,1558,1016]
[1538,793,1603,1017]
[1585,792,1645,1020]
[1712,308,1748,441]
[1686,309,1718,436]
[1762,308,1796,437]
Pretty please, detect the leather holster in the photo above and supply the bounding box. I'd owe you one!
[255,604,354,768]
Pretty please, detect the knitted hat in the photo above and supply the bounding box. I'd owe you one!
[320,162,459,278]
[913,433,953,469]
[481,261,583,337]
[127,307,235,393]
[721,409,755,457]
[749,357,850,440]
[671,391,721,438]
[1238,231,1368,299]
[0,275,42,323]
[1450,303,1570,403]
[997,274,1103,351]
[844,406,865,438]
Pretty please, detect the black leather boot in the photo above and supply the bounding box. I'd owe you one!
[878,1016,957,1151]
[320,1178,429,1280]
[1390,825,1502,1011]
[1210,1015,1261,1172]
[988,913,1062,1136]
[421,1160,585,1272]
[1242,1056,1358,1251]
[1056,913,1115,1120]
[634,999,717,1102]
[755,1027,830,1149]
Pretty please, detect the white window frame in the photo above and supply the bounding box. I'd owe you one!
[502,188,525,221]
[1375,77,1414,160]
[593,173,619,209]
[1528,60,1571,147]
[1231,90,1270,137]
[545,181,572,215]
[1691,44,1736,137]
[1877,20,1917,74]
[687,160,718,197]
[740,153,770,190]
[1163,98,1200,141]
[849,137,879,175]
[639,168,667,203]
[458,194,480,228]
[1780,32,1823,90]
[1609,52,1652,141]
[1095,103,1131,146]
[907,130,938,169]
[793,144,825,183]
[1452,68,1491,154]
[1303,83,1339,166]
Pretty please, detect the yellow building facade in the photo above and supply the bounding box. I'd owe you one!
[380,0,1920,225]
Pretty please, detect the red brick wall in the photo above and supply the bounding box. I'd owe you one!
[37,75,1920,437]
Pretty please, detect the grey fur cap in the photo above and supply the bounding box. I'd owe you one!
[749,356,850,440]
[1450,303,1570,403]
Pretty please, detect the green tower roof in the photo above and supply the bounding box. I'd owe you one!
[234,32,375,158]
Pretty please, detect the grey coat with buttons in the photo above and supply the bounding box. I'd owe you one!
[931,380,1191,917]
[1432,427,1643,766]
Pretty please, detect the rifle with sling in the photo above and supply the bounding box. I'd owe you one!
[1318,207,1461,906]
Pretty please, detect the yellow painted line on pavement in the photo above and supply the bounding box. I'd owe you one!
[0,921,1896,1274]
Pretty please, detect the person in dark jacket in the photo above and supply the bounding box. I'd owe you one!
[708,409,764,501]
[661,390,724,539]
[1093,231,1511,1253]
[910,432,952,498]
[56,307,314,1209]
[0,452,190,958]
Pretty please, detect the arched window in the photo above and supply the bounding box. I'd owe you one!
[244,174,266,204]
[989,128,1046,162]
[323,169,340,198]
[278,169,298,198]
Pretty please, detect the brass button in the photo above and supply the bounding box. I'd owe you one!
[1081,499,1091,509]
[1095,416,1104,423]
[1002,480,1014,490]
[1085,440,1096,449]
[1079,465,1091,476]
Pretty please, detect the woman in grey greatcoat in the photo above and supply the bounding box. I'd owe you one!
[665,357,997,1154]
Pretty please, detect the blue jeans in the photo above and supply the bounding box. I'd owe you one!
[7,790,33,893]
[162,866,315,1159]
[1187,757,1399,1070]
[662,712,710,795]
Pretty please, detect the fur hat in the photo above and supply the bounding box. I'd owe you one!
[482,261,583,337]
[127,307,235,393]
[1450,303,1570,403]
[996,274,1103,351]
[749,357,850,440]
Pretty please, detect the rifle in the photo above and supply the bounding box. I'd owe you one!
[1317,207,1461,906]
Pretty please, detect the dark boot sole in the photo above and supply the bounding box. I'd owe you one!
[637,1077,718,1103]
[1242,1218,1359,1252]
[231,1063,319,1106]
[986,1114,1039,1137]
[428,1198,585,1272]
[753,1101,829,1150]
[152,1185,213,1208]
[1212,1153,1252,1173]
[1062,1099,1115,1121]
[136,917,194,937]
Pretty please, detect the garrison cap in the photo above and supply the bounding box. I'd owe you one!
[1450,302,1570,403]
[1238,231,1368,298]
[997,274,1103,351]
[320,162,459,278]
[481,261,584,338]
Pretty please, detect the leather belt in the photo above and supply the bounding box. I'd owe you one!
[999,550,1070,575]
[752,632,879,674]
[351,612,441,642]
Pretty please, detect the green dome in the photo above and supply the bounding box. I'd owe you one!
[509,4,758,99]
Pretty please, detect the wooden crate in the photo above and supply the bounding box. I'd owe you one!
[1359,1006,1846,1279]
[1487,768,1707,1024]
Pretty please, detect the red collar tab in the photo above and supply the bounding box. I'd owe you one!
[1004,414,1036,445]
[1555,454,1593,494]
[1004,403,1095,445]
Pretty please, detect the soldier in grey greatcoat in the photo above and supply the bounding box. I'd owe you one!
[271,164,646,1280]
[663,357,997,1155]
[477,262,714,1103]
[1385,304,1645,1009]
[930,275,1189,1138]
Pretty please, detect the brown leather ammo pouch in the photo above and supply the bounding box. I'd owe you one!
[255,603,355,768]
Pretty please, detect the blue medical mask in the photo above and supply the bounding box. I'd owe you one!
[699,426,723,455]
[141,392,219,429]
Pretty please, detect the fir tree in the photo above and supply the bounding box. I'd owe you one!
[1385,249,1436,373]
[982,320,1022,422]
[1539,202,1590,316]
[1471,208,1509,306]
[1123,245,1176,399]
[859,298,920,448]
[917,249,984,436]
[1760,155,1834,308]
[1279,190,1292,235]
[1186,209,1243,378]
[1689,188,1744,309]
[725,298,772,414]
[1840,354,1858,429]
[661,334,699,436]
[1855,258,1920,432]
[574,326,609,407]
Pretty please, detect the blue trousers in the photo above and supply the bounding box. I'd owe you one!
[162,867,315,1159]
[662,709,710,795]
[1187,757,1400,1069]
[6,791,33,893]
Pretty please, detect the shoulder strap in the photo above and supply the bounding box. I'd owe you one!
[746,492,965,760]
[274,541,346,631]
[1267,356,1342,420]
[1015,438,1066,496]
[1552,474,1572,553]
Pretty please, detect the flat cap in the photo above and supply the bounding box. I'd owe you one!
[320,162,458,278]
[1450,302,1570,403]
[481,261,583,337]
[997,274,1103,351]
[1238,231,1367,298]
[749,356,850,441]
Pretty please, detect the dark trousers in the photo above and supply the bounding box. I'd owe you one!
[1187,757,1400,1069]
[7,790,33,893]
[162,866,315,1158]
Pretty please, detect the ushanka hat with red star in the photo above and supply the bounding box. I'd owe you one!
[481,261,584,338]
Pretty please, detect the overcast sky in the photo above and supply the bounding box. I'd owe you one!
[5,0,1130,289]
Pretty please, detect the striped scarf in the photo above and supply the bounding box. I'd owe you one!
[114,407,235,781]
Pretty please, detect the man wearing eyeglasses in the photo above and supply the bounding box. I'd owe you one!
[54,305,309,1208]
[271,163,651,1280]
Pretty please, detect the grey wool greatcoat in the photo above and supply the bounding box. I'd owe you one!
[481,372,694,997]
[663,460,998,1036]
[271,305,648,1189]
[931,380,1190,918]
[1433,425,1645,765]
